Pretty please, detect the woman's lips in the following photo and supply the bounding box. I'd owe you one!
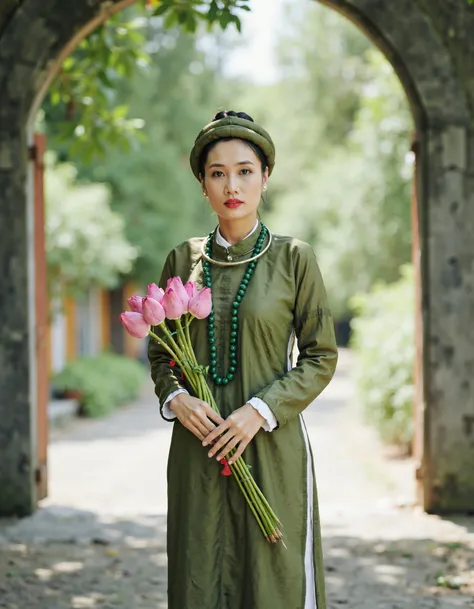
[225,199,243,208]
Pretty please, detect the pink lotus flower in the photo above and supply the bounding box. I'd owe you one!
[185,281,198,302]
[188,287,212,319]
[142,297,166,325]
[127,295,144,314]
[167,276,189,311]
[120,312,150,338]
[162,287,186,319]
[148,283,164,303]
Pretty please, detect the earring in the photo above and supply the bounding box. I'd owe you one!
[203,191,208,197]
[263,184,268,191]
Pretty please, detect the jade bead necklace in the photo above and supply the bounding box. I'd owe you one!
[202,223,269,385]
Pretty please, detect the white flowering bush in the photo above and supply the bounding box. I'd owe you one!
[350,264,415,451]
[45,152,137,307]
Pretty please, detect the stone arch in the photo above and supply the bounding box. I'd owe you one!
[0,0,473,515]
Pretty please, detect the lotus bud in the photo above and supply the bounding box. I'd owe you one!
[120,312,150,339]
[184,281,198,302]
[162,287,186,320]
[148,283,164,303]
[188,287,212,319]
[127,295,144,314]
[167,276,189,311]
[142,297,166,326]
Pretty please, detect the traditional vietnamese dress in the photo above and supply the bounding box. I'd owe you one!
[148,221,338,609]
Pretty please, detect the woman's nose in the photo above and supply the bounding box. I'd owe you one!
[225,179,238,193]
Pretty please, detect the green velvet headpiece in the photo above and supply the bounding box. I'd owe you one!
[189,116,276,181]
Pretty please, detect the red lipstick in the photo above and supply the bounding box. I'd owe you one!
[225,198,243,208]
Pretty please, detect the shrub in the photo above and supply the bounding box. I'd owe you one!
[52,352,146,417]
[349,264,414,451]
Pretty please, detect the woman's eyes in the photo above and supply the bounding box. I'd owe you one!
[211,168,252,177]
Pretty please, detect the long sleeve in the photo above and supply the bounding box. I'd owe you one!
[254,243,338,428]
[148,249,186,422]
[161,388,188,421]
[248,397,278,431]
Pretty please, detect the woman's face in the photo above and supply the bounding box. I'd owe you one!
[200,139,268,223]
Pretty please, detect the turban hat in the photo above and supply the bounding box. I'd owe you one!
[189,114,276,181]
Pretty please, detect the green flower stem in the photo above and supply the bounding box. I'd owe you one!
[176,318,196,368]
[148,330,183,367]
[235,457,281,525]
[231,457,277,537]
[181,315,199,365]
[174,320,200,389]
[226,446,273,532]
[179,317,219,412]
[174,332,208,404]
[231,461,268,539]
[149,330,200,395]
[158,323,187,365]
[157,323,201,393]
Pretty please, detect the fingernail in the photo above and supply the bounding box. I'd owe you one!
[202,441,207,446]
[208,452,212,458]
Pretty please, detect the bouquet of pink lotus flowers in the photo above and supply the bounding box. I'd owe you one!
[121,276,284,545]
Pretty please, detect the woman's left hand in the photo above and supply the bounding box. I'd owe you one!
[202,403,265,464]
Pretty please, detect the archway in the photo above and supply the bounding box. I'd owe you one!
[0,0,472,516]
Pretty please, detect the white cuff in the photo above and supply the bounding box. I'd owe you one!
[162,388,188,420]
[248,397,278,432]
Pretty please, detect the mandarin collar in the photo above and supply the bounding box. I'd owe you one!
[216,219,258,248]
[211,219,262,262]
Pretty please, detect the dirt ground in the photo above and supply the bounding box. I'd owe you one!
[0,350,473,608]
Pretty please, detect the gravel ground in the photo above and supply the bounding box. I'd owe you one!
[0,350,473,608]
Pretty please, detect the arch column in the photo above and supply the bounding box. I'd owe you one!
[320,0,474,511]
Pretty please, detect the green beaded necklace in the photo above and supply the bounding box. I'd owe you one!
[202,223,269,385]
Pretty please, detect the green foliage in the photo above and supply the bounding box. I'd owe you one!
[149,0,251,33]
[52,353,146,417]
[73,24,220,284]
[45,12,149,164]
[45,152,137,304]
[349,264,414,450]
[43,1,251,163]
[235,2,413,319]
[311,50,413,318]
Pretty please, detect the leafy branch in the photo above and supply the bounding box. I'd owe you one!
[44,1,252,163]
[148,0,251,33]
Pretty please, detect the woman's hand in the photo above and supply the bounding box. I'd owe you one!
[202,403,266,464]
[169,393,224,442]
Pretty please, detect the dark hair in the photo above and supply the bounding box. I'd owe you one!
[198,110,268,178]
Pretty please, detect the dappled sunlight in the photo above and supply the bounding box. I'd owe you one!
[53,560,85,573]
[323,535,474,606]
[0,508,168,608]
[2,509,472,607]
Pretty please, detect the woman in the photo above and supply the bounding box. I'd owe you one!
[148,110,338,609]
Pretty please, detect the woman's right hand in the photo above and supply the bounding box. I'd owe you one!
[169,393,225,442]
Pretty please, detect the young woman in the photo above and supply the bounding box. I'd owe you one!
[148,110,338,609]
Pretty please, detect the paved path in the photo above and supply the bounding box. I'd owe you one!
[0,350,473,608]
